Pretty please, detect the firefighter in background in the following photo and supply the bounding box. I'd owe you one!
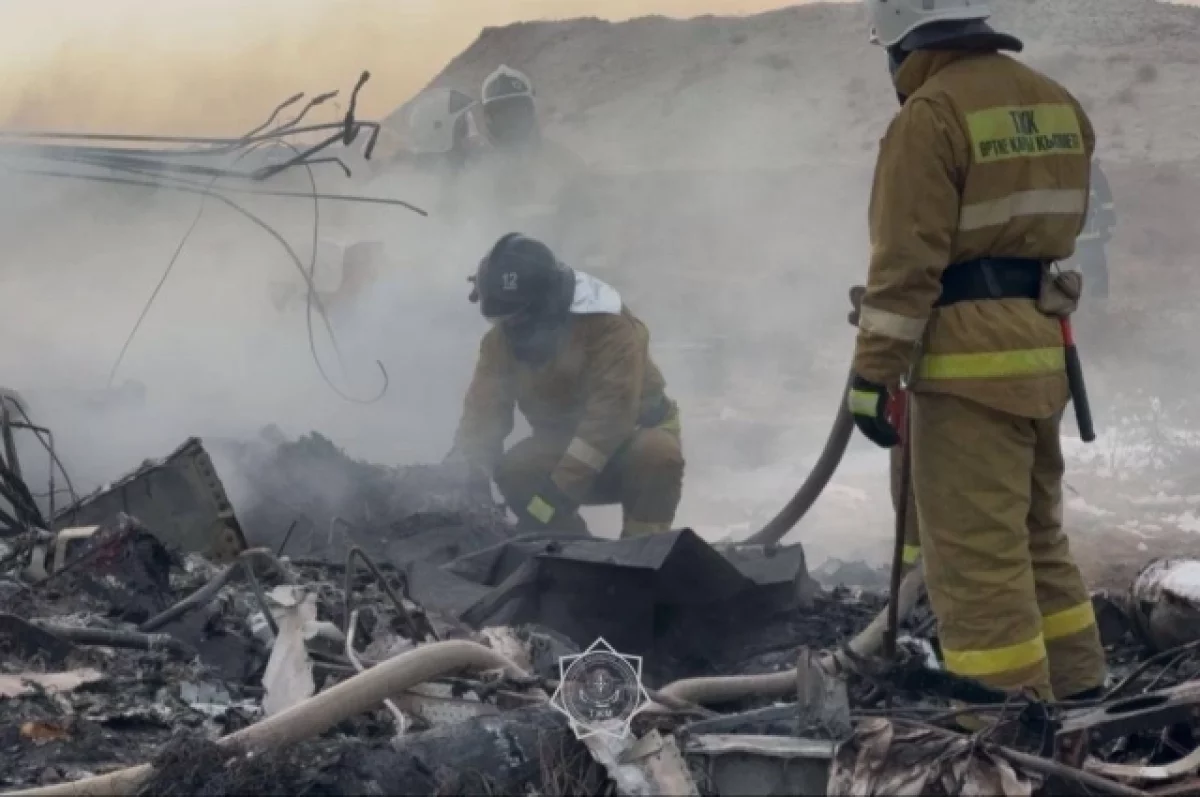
[397,88,485,219]
[475,66,592,252]
[478,65,583,169]
[1064,161,1115,298]
[849,0,1106,701]
[405,87,482,171]
[447,233,684,538]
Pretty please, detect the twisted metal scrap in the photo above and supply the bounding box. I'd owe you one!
[0,71,383,183]
[0,71,425,405]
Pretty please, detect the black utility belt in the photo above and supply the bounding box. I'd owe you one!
[935,257,1046,308]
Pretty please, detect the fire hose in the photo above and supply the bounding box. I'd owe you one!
[746,283,1096,547]
[653,565,927,708]
[745,285,868,547]
[6,575,924,797]
[743,278,1095,665]
[3,629,929,797]
[2,640,530,797]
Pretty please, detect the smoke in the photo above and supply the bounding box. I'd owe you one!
[0,2,906,564]
[3,0,1199,570]
[0,103,551,540]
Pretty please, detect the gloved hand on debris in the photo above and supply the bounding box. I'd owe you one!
[524,479,578,528]
[847,374,901,448]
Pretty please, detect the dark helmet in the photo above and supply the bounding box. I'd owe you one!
[469,233,574,323]
[480,65,539,148]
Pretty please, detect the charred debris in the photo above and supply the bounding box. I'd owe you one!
[0,402,1195,796]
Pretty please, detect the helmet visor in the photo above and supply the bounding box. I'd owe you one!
[481,294,533,324]
[471,269,533,322]
[482,96,538,147]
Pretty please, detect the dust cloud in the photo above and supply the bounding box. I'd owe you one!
[2,0,1198,566]
[0,9,875,559]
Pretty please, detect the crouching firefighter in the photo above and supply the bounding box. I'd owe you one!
[446,233,684,538]
[848,0,1107,703]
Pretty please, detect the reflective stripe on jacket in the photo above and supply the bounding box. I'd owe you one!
[853,50,1096,418]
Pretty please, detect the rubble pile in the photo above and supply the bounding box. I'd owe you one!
[209,429,511,566]
[0,510,569,793]
[4,430,1200,795]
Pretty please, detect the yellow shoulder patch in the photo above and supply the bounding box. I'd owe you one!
[965,104,1084,164]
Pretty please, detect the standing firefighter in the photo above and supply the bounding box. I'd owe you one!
[849,0,1106,701]
[447,233,684,538]
[475,65,591,249]
[404,87,480,171]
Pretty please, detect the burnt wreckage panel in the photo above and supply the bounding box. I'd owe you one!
[452,529,818,685]
[55,437,246,562]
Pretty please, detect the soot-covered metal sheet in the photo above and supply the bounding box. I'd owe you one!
[457,529,813,666]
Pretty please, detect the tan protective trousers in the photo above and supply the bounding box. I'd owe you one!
[911,392,1106,700]
[493,427,684,538]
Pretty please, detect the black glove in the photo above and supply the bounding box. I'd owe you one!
[848,285,866,327]
[524,478,578,528]
[847,374,900,449]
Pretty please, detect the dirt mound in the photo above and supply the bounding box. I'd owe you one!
[413,0,1200,169]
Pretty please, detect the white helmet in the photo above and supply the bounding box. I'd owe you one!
[404,88,476,155]
[863,0,991,48]
[481,65,535,107]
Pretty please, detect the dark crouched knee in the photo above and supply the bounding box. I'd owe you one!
[633,429,684,474]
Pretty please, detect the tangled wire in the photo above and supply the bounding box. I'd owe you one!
[0,70,426,405]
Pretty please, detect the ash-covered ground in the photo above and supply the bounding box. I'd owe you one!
[1,429,1199,796]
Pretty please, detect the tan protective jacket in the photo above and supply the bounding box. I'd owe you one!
[854,50,1096,418]
[453,304,671,502]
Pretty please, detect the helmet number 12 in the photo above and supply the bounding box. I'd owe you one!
[502,272,519,291]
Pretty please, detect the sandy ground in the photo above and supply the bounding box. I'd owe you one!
[414,0,1200,170]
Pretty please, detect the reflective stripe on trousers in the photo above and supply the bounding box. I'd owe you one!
[913,392,1107,699]
[941,600,1097,678]
[943,633,1047,679]
[1043,601,1097,642]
